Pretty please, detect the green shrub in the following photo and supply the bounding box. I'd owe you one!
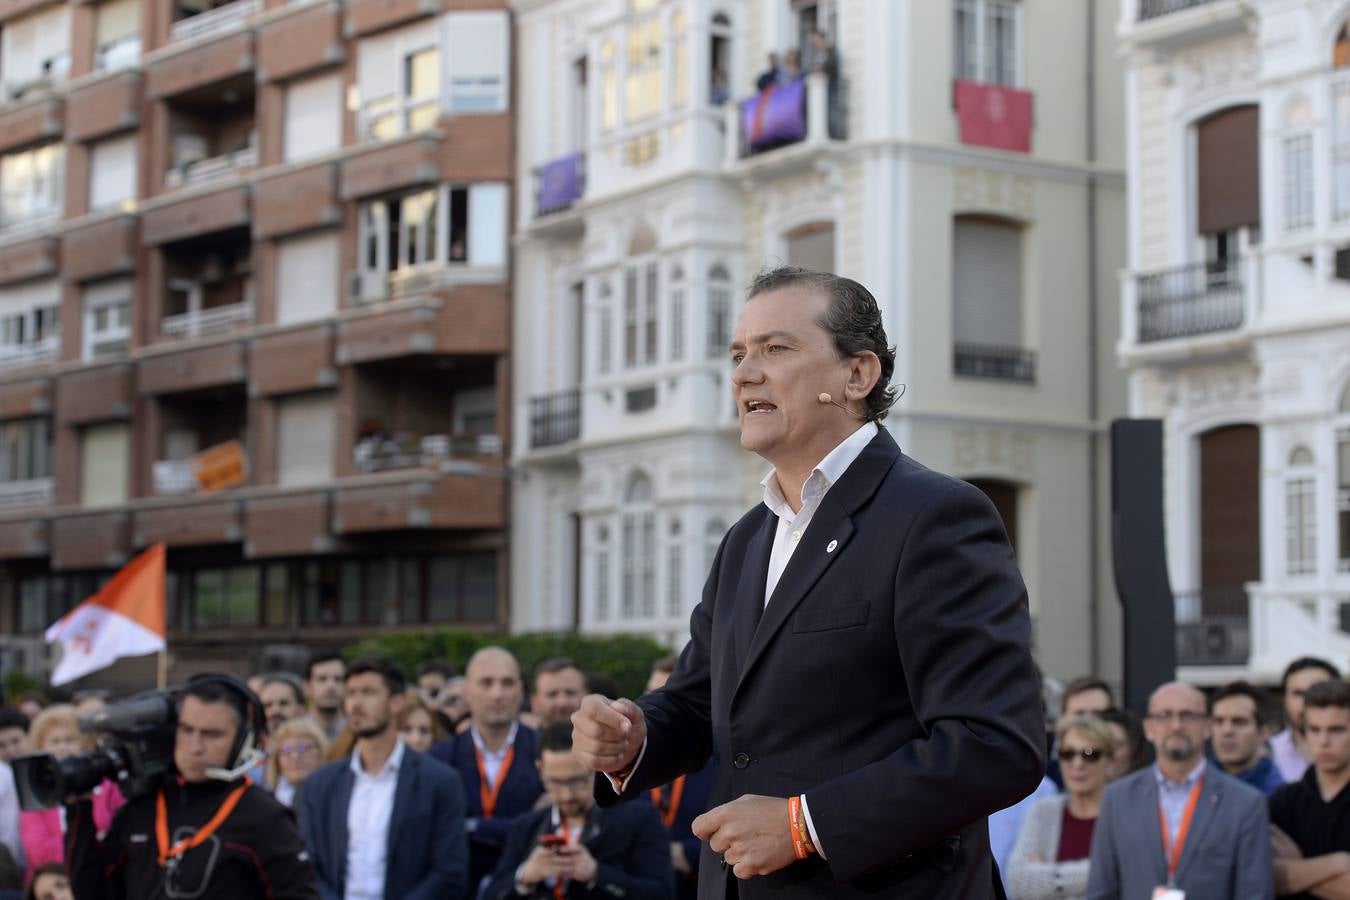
[345,630,670,699]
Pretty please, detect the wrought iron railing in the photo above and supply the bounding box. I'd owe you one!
[952,343,1037,382]
[1173,587,1249,666]
[1139,0,1224,20]
[1136,258,1244,342]
[529,389,581,448]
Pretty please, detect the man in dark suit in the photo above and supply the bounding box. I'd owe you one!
[430,646,545,892]
[572,267,1045,899]
[647,656,714,900]
[300,656,469,900]
[484,722,673,900]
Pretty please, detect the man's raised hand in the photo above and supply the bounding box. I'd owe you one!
[571,694,647,774]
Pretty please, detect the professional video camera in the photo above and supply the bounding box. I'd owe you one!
[10,689,177,811]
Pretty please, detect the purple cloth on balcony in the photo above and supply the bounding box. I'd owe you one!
[742,78,806,150]
[537,153,583,214]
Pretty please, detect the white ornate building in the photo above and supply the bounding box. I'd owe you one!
[1118,0,1350,683]
[511,0,1128,684]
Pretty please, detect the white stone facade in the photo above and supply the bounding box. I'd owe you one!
[512,0,1128,682]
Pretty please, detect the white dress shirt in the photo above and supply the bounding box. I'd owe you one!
[274,776,296,808]
[471,721,520,787]
[345,738,406,900]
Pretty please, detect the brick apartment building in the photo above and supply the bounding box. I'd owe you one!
[0,0,514,686]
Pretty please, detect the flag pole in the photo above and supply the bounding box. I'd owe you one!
[156,649,167,691]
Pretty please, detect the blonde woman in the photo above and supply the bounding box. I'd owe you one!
[1007,715,1117,900]
[265,717,328,809]
[20,707,122,879]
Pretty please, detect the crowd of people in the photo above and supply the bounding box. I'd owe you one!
[0,650,704,899]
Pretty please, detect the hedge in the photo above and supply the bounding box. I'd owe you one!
[345,630,671,699]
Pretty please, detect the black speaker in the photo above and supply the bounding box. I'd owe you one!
[1111,419,1176,714]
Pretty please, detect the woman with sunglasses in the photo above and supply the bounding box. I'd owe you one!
[265,716,329,808]
[1007,715,1118,899]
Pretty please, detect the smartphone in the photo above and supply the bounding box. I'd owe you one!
[539,834,566,850]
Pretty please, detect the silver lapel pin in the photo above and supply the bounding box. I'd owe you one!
[826,539,838,553]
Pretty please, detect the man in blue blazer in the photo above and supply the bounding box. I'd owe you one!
[1086,681,1274,899]
[572,268,1045,899]
[483,722,673,900]
[430,646,545,891]
[300,657,469,900]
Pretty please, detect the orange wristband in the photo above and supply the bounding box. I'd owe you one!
[787,795,815,860]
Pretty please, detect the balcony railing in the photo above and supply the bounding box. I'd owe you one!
[0,478,53,511]
[1139,0,1224,20]
[1136,258,1244,342]
[354,433,502,473]
[169,0,260,42]
[0,335,59,369]
[1174,587,1249,666]
[165,143,258,190]
[727,71,844,162]
[535,153,586,217]
[529,389,581,448]
[162,300,253,340]
[952,343,1036,382]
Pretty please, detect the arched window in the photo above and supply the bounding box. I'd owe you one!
[621,471,656,620]
[593,522,612,622]
[706,264,731,360]
[710,13,732,106]
[666,516,683,619]
[1286,445,1316,577]
[669,264,685,361]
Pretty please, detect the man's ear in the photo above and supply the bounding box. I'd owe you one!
[844,351,882,403]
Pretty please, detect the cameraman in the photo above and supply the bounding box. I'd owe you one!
[65,676,318,899]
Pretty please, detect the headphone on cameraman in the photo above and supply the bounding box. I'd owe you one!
[179,673,268,782]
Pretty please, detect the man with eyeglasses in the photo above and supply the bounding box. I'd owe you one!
[483,722,672,900]
[1086,681,1273,899]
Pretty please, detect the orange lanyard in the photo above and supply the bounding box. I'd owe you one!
[651,776,686,830]
[156,778,251,867]
[551,823,575,900]
[475,744,516,819]
[1158,778,1204,883]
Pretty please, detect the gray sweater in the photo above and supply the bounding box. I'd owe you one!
[1006,794,1093,900]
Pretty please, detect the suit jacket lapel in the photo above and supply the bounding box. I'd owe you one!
[731,513,775,673]
[1173,774,1220,884]
[1141,776,1168,886]
[385,754,417,880]
[731,429,900,702]
[334,766,355,888]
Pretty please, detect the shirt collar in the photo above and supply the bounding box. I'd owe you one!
[760,421,879,517]
[1154,757,1207,789]
[350,736,406,778]
[470,721,520,758]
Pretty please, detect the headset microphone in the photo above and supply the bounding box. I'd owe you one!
[818,392,866,421]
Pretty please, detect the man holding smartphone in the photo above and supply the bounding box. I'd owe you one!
[485,722,673,900]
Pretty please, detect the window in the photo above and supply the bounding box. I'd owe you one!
[670,9,688,111]
[442,11,510,113]
[669,265,685,361]
[404,47,440,131]
[644,262,658,364]
[89,134,137,212]
[621,471,656,620]
[357,19,439,140]
[954,0,1019,87]
[82,278,132,361]
[0,144,63,227]
[620,3,664,165]
[355,182,507,290]
[597,281,613,375]
[620,260,658,369]
[785,223,834,272]
[427,553,497,623]
[706,264,731,360]
[191,566,260,630]
[952,215,1023,350]
[666,517,683,618]
[1282,134,1313,232]
[1339,383,1350,572]
[709,13,732,105]
[0,279,60,366]
[1286,446,1316,577]
[275,230,338,325]
[81,423,129,507]
[593,523,611,623]
[0,418,51,482]
[284,73,343,163]
[0,5,70,100]
[600,39,618,133]
[277,393,335,487]
[95,0,140,70]
[1333,80,1350,222]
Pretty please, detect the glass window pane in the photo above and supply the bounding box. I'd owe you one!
[463,553,497,622]
[428,556,458,623]
[400,558,423,624]
[194,569,225,629]
[264,564,289,627]
[405,48,439,100]
[366,558,398,626]
[339,561,362,624]
[226,566,259,627]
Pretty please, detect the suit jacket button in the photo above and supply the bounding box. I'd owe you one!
[732,752,750,769]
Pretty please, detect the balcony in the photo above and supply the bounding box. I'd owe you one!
[1134,259,1245,343]
[162,298,254,340]
[529,389,581,448]
[952,343,1036,383]
[1122,0,1248,50]
[170,0,261,43]
[535,154,585,217]
[1139,0,1224,19]
[354,433,502,473]
[165,142,257,190]
[725,72,843,165]
[0,478,53,512]
[0,335,58,369]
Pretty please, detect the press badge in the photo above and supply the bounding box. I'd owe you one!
[1152,888,1185,900]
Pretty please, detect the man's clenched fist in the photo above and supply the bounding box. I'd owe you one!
[571,694,647,774]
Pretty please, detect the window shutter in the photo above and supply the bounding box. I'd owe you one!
[467,183,507,267]
[284,73,343,163]
[89,135,137,210]
[275,231,339,325]
[952,217,1022,347]
[357,29,401,103]
[277,393,336,487]
[1197,106,1260,235]
[443,11,510,112]
[81,424,130,507]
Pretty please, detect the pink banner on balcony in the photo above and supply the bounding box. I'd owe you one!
[955,80,1032,153]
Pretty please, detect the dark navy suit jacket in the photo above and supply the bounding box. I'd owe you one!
[483,801,674,900]
[299,748,469,900]
[429,724,545,888]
